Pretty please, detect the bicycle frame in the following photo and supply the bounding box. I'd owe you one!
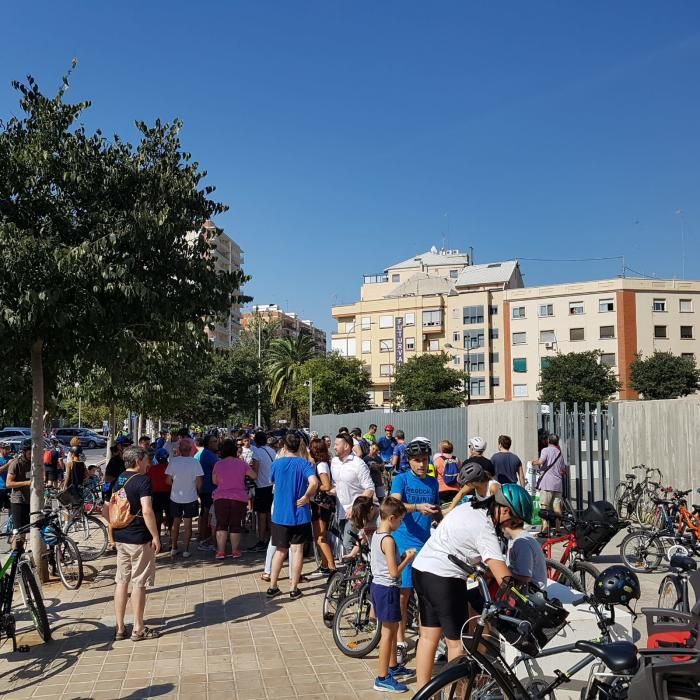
[0,542,23,651]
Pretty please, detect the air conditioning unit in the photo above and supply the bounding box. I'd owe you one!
[544,342,554,350]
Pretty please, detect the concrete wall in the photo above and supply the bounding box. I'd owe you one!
[467,400,539,462]
[610,398,700,492]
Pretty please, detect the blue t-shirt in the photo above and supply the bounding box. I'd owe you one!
[377,436,396,463]
[391,470,440,549]
[0,456,7,489]
[392,443,409,473]
[196,448,217,494]
[271,457,316,526]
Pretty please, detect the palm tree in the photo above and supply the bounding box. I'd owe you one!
[266,334,316,427]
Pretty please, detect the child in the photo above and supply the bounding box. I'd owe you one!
[371,496,415,693]
[343,495,379,560]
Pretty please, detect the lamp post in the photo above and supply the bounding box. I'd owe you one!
[256,317,262,427]
[304,379,313,428]
[444,343,470,406]
[74,382,82,428]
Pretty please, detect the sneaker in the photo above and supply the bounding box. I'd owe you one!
[215,551,226,560]
[169,549,178,558]
[373,675,408,693]
[266,587,281,597]
[182,551,192,559]
[389,664,412,679]
[306,568,327,580]
[197,542,214,552]
[289,588,303,600]
[229,551,242,559]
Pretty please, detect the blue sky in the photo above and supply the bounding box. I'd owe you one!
[3,2,700,336]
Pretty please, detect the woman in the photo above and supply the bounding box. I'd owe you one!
[65,446,89,489]
[308,437,337,579]
[212,438,258,560]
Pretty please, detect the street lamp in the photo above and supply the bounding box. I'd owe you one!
[444,343,470,406]
[257,317,262,427]
[74,382,82,428]
[304,379,313,428]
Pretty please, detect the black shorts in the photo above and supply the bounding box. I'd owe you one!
[311,502,332,523]
[0,490,10,511]
[11,502,30,530]
[199,492,213,511]
[169,500,199,519]
[45,468,58,482]
[253,485,273,514]
[271,522,312,548]
[152,493,171,516]
[413,568,469,641]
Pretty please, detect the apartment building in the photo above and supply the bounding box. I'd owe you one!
[504,278,700,401]
[242,304,327,354]
[331,247,524,406]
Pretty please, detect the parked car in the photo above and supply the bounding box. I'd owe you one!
[54,428,107,449]
[2,437,51,455]
[0,428,32,440]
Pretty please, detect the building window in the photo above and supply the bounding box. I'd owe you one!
[470,378,486,397]
[382,390,392,402]
[464,330,485,348]
[452,331,460,343]
[391,273,400,283]
[570,327,585,341]
[600,353,616,367]
[599,298,615,313]
[405,312,415,326]
[450,269,458,279]
[653,298,667,312]
[489,305,498,316]
[468,353,485,372]
[361,340,371,354]
[681,352,695,361]
[346,321,356,333]
[680,299,693,313]
[406,337,415,351]
[463,306,484,324]
[379,339,394,353]
[361,316,371,330]
[422,309,442,327]
[569,301,584,315]
[538,304,554,318]
[600,325,615,339]
[490,352,499,364]
[541,357,551,370]
[513,384,529,398]
[512,306,526,319]
[513,358,527,373]
[380,364,394,377]
[427,338,440,352]
[379,315,393,328]
[491,376,500,387]
[489,328,499,340]
[512,332,527,345]
[539,330,556,344]
[453,355,461,366]
[654,325,667,339]
[681,326,693,339]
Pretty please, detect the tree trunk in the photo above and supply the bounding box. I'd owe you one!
[30,338,49,583]
[138,413,145,440]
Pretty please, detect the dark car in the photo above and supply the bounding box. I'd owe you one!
[55,428,107,450]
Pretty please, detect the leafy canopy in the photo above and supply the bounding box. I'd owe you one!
[630,351,700,400]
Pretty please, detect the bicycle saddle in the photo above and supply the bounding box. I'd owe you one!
[670,554,697,573]
[574,640,639,674]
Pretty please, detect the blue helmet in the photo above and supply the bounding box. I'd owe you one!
[155,448,169,462]
[494,483,533,523]
[41,525,59,547]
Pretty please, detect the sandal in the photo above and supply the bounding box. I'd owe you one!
[131,626,160,641]
[113,628,128,641]
[260,574,271,582]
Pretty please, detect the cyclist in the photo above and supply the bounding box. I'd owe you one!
[0,442,11,514]
[444,461,500,513]
[377,424,397,465]
[6,439,33,531]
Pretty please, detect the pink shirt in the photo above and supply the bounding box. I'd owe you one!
[212,457,249,503]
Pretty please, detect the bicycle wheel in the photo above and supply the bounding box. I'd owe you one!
[322,570,346,628]
[658,574,683,612]
[332,592,381,658]
[66,514,108,561]
[613,483,632,520]
[571,560,600,596]
[546,559,585,591]
[635,490,657,526]
[55,537,84,590]
[620,530,664,572]
[18,560,51,642]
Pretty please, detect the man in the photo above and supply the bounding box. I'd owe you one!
[466,436,495,477]
[105,443,126,499]
[249,431,276,551]
[0,443,11,513]
[491,435,524,486]
[6,440,32,530]
[165,437,203,558]
[391,430,409,474]
[330,433,375,552]
[155,431,167,450]
[195,433,218,552]
[377,425,397,464]
[138,435,152,450]
[43,437,64,488]
[532,433,567,537]
[112,446,160,641]
[363,424,378,445]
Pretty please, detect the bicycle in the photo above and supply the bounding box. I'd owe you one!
[322,539,371,628]
[613,465,665,526]
[61,500,109,561]
[658,553,700,614]
[332,571,381,658]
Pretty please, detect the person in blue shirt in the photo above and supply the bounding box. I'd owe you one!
[0,442,10,513]
[195,434,219,551]
[390,437,441,661]
[377,425,397,464]
[391,430,410,474]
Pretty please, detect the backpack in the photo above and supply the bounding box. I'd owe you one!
[109,474,141,529]
[358,438,370,459]
[43,449,53,466]
[442,456,460,486]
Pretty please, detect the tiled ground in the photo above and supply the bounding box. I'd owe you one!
[0,531,667,699]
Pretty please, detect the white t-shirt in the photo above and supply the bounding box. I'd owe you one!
[413,501,504,580]
[316,461,330,478]
[241,446,254,466]
[166,456,204,504]
[331,453,374,517]
[251,445,275,488]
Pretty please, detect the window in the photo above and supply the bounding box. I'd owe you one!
[599,298,615,313]
[653,298,667,312]
[382,390,392,402]
[681,326,693,339]
[470,378,486,397]
[450,269,459,279]
[681,352,695,361]
[490,352,499,364]
[680,299,693,313]
[427,338,440,352]
[361,316,371,330]
[361,340,371,354]
[513,358,527,373]
[406,337,415,351]
[453,355,461,366]
[654,325,667,339]
[379,315,393,329]
[569,301,584,315]
[489,328,499,340]
[491,376,500,387]
[489,305,498,316]
[512,306,526,319]
[463,305,484,325]
[541,357,551,370]
[346,321,355,333]
[468,353,485,372]
[380,364,394,377]
[570,327,585,341]
[422,309,442,327]
[404,312,415,326]
[600,325,615,339]
[513,384,529,398]
[391,273,400,283]
[539,330,556,344]
[512,332,527,345]
[379,339,394,353]
[538,304,554,317]
[452,331,460,342]
[600,353,616,367]
[464,330,485,348]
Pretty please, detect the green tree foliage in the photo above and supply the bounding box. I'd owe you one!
[538,350,621,408]
[391,353,468,411]
[629,351,700,400]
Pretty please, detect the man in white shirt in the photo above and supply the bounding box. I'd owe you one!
[330,433,374,551]
[248,431,276,551]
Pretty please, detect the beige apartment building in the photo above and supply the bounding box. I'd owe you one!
[242,304,327,354]
[332,248,700,406]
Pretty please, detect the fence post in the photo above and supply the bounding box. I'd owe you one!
[596,402,605,502]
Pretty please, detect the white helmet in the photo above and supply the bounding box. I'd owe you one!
[469,436,486,452]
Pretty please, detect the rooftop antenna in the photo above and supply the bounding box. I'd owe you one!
[675,209,686,280]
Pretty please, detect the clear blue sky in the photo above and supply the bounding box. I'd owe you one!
[3,2,700,337]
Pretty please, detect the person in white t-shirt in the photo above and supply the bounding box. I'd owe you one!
[248,431,276,551]
[165,437,203,558]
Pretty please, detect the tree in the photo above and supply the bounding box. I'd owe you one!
[630,351,700,400]
[538,351,620,408]
[266,334,316,426]
[290,352,372,421]
[391,353,468,411]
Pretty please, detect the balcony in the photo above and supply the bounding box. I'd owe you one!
[363,273,389,285]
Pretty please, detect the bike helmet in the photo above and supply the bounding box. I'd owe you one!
[21,439,32,451]
[384,424,395,432]
[593,565,640,607]
[469,436,486,452]
[406,437,432,458]
[155,447,169,462]
[494,483,533,523]
[41,525,59,547]
[457,461,487,486]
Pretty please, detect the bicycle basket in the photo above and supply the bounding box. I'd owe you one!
[493,578,569,656]
[574,500,622,558]
[56,485,83,507]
